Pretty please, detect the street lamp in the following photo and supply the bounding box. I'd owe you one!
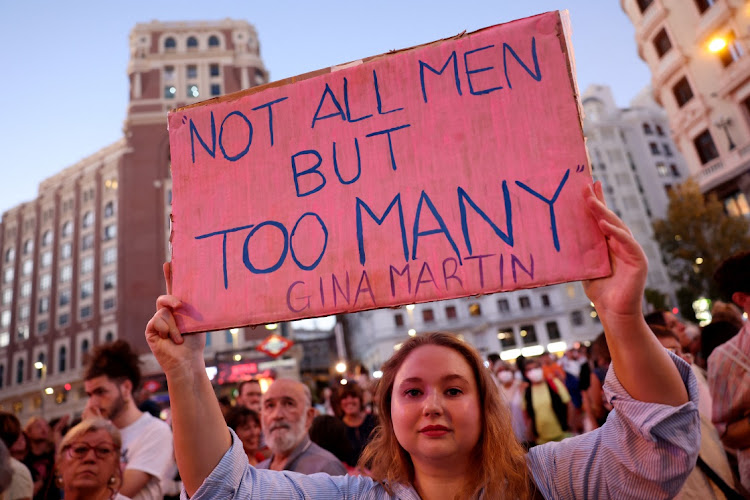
[335,361,347,374]
[34,362,49,419]
[715,116,736,150]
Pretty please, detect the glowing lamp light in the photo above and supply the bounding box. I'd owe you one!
[521,345,545,357]
[335,361,347,374]
[44,387,54,395]
[695,257,704,265]
[34,362,44,370]
[372,370,383,379]
[340,378,348,385]
[408,329,416,337]
[708,37,727,53]
[547,341,567,353]
[500,349,521,361]
[405,304,415,311]
[672,307,679,315]
[233,354,242,361]
[229,328,239,335]
[265,323,278,330]
[64,383,71,391]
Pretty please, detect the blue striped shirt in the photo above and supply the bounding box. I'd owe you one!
[183,352,699,499]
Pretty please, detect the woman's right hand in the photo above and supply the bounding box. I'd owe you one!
[145,263,206,375]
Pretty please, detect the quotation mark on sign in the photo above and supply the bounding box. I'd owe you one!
[575,164,585,173]
[181,116,188,125]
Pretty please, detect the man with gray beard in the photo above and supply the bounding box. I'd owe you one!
[256,379,346,475]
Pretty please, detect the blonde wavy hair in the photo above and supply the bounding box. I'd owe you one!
[359,332,531,499]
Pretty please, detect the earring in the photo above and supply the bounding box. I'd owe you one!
[108,476,117,485]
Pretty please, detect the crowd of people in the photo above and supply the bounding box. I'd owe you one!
[0,185,748,499]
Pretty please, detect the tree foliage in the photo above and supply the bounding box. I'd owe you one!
[652,178,750,318]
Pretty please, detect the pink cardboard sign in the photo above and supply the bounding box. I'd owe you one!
[167,11,610,333]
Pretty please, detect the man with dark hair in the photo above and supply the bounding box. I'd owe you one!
[0,412,32,500]
[83,340,174,500]
[236,379,262,412]
[708,251,750,492]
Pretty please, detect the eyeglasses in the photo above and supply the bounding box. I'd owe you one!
[65,443,117,459]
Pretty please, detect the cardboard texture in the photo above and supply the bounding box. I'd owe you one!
[167,11,610,333]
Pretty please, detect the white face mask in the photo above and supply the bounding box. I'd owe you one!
[526,368,544,383]
[497,371,514,383]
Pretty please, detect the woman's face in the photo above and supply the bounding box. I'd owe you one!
[59,430,119,493]
[340,394,362,417]
[236,419,261,453]
[391,345,481,469]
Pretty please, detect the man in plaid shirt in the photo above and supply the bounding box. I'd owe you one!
[708,251,750,492]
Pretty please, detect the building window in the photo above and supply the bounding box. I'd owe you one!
[663,144,673,156]
[694,0,714,14]
[103,297,116,311]
[41,250,52,268]
[103,272,116,291]
[81,338,90,357]
[20,281,31,298]
[653,29,672,58]
[519,296,531,309]
[1,310,10,327]
[19,305,29,321]
[571,310,584,326]
[60,265,72,283]
[62,221,73,237]
[519,324,538,345]
[541,294,550,307]
[16,358,24,384]
[58,313,69,327]
[546,321,561,341]
[42,230,53,247]
[82,234,94,251]
[468,303,482,316]
[187,85,200,98]
[104,201,115,218]
[0,364,3,388]
[3,268,13,284]
[497,299,510,313]
[655,125,665,136]
[694,129,719,164]
[394,313,404,327]
[637,0,653,13]
[105,331,114,343]
[38,297,49,314]
[103,247,116,265]
[187,65,197,79]
[671,164,680,177]
[210,63,220,77]
[725,192,750,217]
[498,329,515,348]
[22,260,33,276]
[59,290,70,307]
[0,334,7,349]
[716,31,744,67]
[422,309,435,323]
[187,36,198,49]
[23,239,33,255]
[642,123,652,135]
[210,84,221,97]
[80,280,93,300]
[58,346,67,373]
[39,273,51,290]
[38,321,47,335]
[254,68,265,85]
[82,211,94,228]
[649,142,660,155]
[80,305,92,320]
[4,248,14,263]
[208,35,220,47]
[103,224,117,241]
[657,162,669,177]
[445,305,457,319]
[80,256,94,275]
[165,86,177,99]
[60,242,72,259]
[672,77,694,108]
[164,65,175,81]
[164,37,176,51]
[2,289,11,305]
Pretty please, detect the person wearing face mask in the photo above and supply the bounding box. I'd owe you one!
[494,362,531,447]
[523,359,572,445]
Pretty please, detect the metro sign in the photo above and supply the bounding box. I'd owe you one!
[256,333,294,358]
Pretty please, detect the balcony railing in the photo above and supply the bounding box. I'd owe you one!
[697,140,750,190]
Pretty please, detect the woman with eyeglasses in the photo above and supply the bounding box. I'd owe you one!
[55,418,129,500]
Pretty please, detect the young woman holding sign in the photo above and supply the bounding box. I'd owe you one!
[145,183,699,499]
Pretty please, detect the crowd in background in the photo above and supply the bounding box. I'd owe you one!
[0,251,749,499]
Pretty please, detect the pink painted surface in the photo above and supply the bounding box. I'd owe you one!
[167,11,610,333]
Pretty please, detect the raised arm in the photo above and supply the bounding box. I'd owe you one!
[144,263,231,497]
[582,182,687,406]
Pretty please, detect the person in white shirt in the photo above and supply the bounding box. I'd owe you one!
[83,340,175,500]
[0,412,32,500]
